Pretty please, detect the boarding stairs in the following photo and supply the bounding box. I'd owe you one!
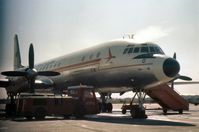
[145,84,189,112]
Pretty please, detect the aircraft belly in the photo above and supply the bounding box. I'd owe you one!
[59,66,158,93]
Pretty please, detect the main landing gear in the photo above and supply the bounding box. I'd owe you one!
[5,93,17,117]
[99,93,113,113]
[121,90,147,119]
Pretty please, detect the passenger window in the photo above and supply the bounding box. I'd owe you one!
[49,65,52,69]
[133,47,139,53]
[123,48,129,54]
[96,52,101,58]
[82,56,85,61]
[58,63,61,67]
[141,47,149,53]
[54,63,57,68]
[45,65,49,70]
[128,48,134,54]
[89,54,93,60]
[149,47,155,53]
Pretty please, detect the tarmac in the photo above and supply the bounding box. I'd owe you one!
[0,104,199,132]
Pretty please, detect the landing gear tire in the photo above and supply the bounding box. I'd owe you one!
[5,103,16,117]
[63,115,70,119]
[163,109,167,115]
[74,104,86,119]
[107,103,113,113]
[6,94,17,117]
[5,104,11,116]
[25,115,33,120]
[101,102,113,113]
[35,114,45,120]
[98,102,102,112]
[130,106,147,119]
[178,109,183,114]
[34,107,46,120]
[101,102,107,112]
[25,112,33,120]
[100,93,112,113]
[122,109,126,114]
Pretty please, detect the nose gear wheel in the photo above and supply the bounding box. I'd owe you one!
[121,89,147,119]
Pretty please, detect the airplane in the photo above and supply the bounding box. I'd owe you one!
[0,34,197,118]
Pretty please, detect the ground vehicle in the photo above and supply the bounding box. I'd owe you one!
[16,85,100,120]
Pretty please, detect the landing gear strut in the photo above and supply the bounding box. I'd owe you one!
[5,93,17,116]
[121,90,147,119]
[100,93,113,113]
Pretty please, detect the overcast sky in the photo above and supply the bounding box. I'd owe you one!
[0,0,199,97]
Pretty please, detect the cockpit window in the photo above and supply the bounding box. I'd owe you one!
[133,47,139,53]
[149,46,164,54]
[123,45,164,55]
[149,47,155,53]
[128,48,134,54]
[154,47,164,54]
[141,47,149,53]
[123,48,129,54]
[158,47,164,54]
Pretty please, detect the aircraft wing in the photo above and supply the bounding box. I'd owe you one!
[171,81,199,85]
[145,84,189,111]
[0,79,9,88]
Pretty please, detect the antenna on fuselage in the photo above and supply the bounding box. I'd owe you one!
[123,33,134,39]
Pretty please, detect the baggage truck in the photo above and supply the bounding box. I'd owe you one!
[16,85,100,120]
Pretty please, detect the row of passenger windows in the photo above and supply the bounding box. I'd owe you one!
[123,46,164,54]
[37,51,101,71]
[37,62,62,71]
[81,51,101,61]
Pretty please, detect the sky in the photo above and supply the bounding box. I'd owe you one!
[0,0,199,98]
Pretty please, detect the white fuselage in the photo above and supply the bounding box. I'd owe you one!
[29,39,179,94]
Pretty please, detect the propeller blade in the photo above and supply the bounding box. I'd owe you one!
[1,71,27,76]
[170,74,192,89]
[173,81,199,85]
[29,44,34,69]
[173,52,176,59]
[178,76,192,81]
[38,71,60,76]
[29,78,35,93]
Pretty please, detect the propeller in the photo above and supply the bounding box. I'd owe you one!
[29,44,34,69]
[1,71,27,76]
[1,44,60,93]
[170,52,192,89]
[173,52,176,59]
[178,75,192,81]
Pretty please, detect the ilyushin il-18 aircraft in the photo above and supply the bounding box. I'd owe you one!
[0,34,197,118]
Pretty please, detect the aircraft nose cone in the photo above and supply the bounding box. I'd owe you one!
[163,58,180,78]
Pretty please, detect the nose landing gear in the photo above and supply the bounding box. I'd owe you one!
[121,90,147,119]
